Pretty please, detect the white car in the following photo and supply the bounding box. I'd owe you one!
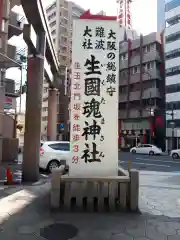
[130,144,162,156]
[39,141,70,172]
[19,141,44,153]
[170,149,180,159]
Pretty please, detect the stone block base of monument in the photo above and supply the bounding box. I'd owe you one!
[50,166,139,212]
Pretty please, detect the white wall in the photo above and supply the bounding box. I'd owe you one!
[166,92,180,103]
[166,128,180,137]
[165,5,180,20]
[165,39,180,52]
[166,74,180,85]
[166,57,180,68]
[165,1,180,136]
[165,22,180,36]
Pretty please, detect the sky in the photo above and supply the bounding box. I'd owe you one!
[7,0,157,112]
[44,0,157,34]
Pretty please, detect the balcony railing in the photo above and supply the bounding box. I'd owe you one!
[15,47,27,64]
[8,12,25,38]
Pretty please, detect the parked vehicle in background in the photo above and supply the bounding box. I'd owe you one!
[18,143,23,153]
[130,144,162,155]
[18,141,44,154]
[170,149,180,159]
[39,141,70,173]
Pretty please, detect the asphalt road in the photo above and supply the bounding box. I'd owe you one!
[119,152,180,172]
[1,153,180,183]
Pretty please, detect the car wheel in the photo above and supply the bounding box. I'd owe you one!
[149,151,154,156]
[172,153,179,159]
[132,149,136,154]
[47,160,60,173]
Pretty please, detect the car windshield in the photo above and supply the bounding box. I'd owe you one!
[137,145,143,148]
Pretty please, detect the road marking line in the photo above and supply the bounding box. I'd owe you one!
[132,162,170,168]
[135,157,180,164]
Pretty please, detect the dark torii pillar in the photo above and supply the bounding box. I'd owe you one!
[22,24,46,182]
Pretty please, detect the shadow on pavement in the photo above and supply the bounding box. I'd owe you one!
[0,180,180,239]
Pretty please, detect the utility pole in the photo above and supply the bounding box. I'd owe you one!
[170,106,175,150]
[149,92,153,144]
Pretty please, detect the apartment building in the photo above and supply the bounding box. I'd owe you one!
[0,0,24,162]
[165,0,180,150]
[46,0,84,67]
[119,32,165,150]
[46,0,85,140]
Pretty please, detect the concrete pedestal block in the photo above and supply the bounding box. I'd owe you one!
[50,166,65,209]
[129,169,139,212]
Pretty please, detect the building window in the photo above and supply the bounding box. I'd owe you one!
[60,46,67,53]
[1,19,6,32]
[166,101,180,110]
[119,69,128,78]
[131,66,140,75]
[42,116,48,121]
[44,87,48,93]
[64,1,68,8]
[51,29,56,35]
[143,43,155,54]
[166,65,180,76]
[143,44,151,53]
[50,21,56,28]
[131,48,140,57]
[166,119,180,128]
[63,10,68,18]
[48,12,56,21]
[46,3,56,13]
[142,98,155,106]
[130,83,140,91]
[57,94,59,104]
[63,19,68,25]
[166,14,180,27]
[120,53,128,60]
[119,102,127,109]
[119,86,127,93]
[143,61,155,71]
[129,100,139,108]
[165,48,180,60]
[61,36,67,44]
[166,83,180,94]
[42,107,48,112]
[62,56,67,61]
[165,0,180,12]
[63,26,67,33]
[166,31,180,43]
[147,61,154,70]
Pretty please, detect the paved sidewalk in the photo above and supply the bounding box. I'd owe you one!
[0,171,180,240]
